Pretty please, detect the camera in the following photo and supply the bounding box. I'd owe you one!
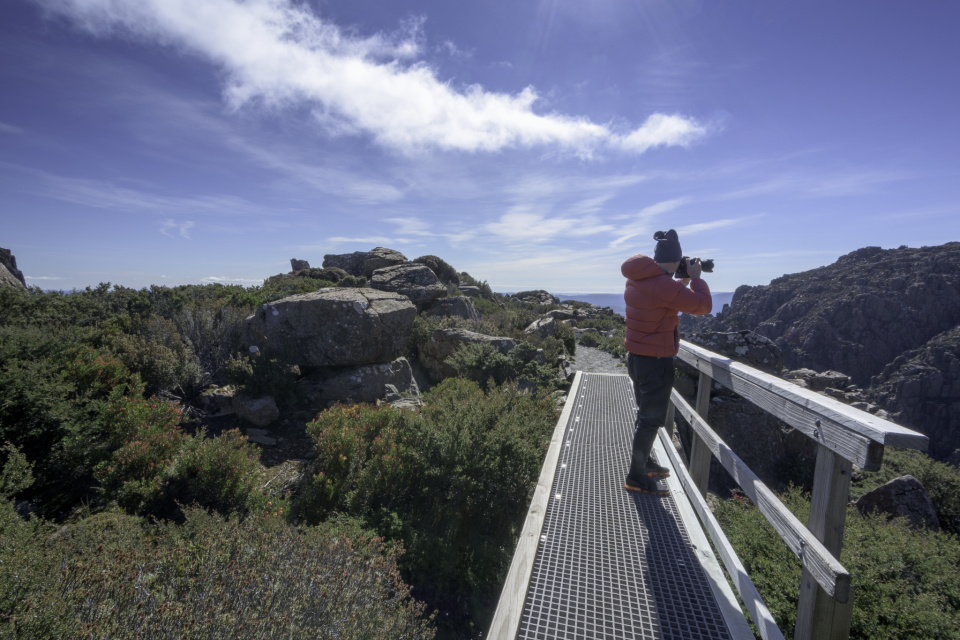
[674,257,714,279]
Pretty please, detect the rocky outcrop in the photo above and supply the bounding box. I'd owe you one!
[322,251,368,277]
[370,263,447,310]
[291,266,351,282]
[0,247,26,288]
[855,475,940,531]
[459,285,482,297]
[419,328,517,382]
[290,258,310,271]
[511,290,560,306]
[868,324,960,459]
[413,255,459,285]
[680,243,960,463]
[426,296,481,322]
[300,357,420,407]
[524,316,557,340]
[545,303,624,325]
[364,247,408,277]
[241,288,417,369]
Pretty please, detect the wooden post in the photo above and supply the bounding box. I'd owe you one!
[794,444,855,640]
[687,370,713,496]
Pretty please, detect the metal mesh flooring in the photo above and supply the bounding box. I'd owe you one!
[516,373,734,640]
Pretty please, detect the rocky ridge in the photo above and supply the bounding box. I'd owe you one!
[680,243,960,461]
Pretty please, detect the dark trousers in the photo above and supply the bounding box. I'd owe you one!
[626,352,675,479]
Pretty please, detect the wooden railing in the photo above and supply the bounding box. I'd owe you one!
[671,340,929,640]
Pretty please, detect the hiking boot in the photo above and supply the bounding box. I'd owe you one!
[645,459,671,478]
[624,474,668,496]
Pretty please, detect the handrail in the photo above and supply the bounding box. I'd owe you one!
[673,340,929,640]
[676,341,928,470]
[671,390,850,602]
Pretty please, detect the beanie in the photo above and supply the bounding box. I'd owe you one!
[653,229,683,263]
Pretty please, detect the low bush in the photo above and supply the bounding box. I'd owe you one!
[169,429,264,515]
[414,255,459,285]
[300,378,558,635]
[0,505,434,639]
[714,485,960,639]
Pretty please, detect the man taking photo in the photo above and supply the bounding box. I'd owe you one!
[621,229,712,495]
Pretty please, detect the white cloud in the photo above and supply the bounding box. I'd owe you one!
[25,275,64,280]
[160,218,195,239]
[485,207,613,243]
[42,0,707,156]
[609,197,690,249]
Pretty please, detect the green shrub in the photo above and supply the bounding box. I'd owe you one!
[714,485,960,639]
[300,379,557,634]
[224,353,301,408]
[105,315,204,395]
[414,255,460,285]
[0,505,434,639]
[0,443,33,500]
[555,319,576,355]
[169,429,265,515]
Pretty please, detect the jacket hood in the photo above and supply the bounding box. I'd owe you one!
[621,254,668,281]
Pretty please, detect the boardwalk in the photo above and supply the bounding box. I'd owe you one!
[491,372,753,639]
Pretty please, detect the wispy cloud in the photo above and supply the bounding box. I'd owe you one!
[609,197,690,249]
[0,122,26,135]
[40,0,707,157]
[160,218,195,239]
[25,275,64,280]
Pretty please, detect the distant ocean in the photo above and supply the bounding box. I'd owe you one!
[554,291,735,318]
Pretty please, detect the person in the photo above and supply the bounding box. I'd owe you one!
[621,229,712,495]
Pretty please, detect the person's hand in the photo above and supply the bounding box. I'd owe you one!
[681,278,691,287]
[688,258,702,279]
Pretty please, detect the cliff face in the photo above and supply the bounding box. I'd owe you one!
[0,246,26,288]
[682,242,960,460]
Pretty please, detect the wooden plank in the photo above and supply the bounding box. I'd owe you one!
[679,341,928,450]
[489,372,584,638]
[677,342,927,469]
[795,445,855,640]
[658,429,786,640]
[688,370,713,496]
[671,389,851,603]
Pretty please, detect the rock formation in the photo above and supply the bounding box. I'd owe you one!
[426,296,481,322]
[681,243,960,463]
[855,475,940,531]
[241,288,417,369]
[419,328,518,382]
[511,290,560,306]
[300,357,420,407]
[369,263,447,310]
[363,247,408,277]
[0,247,26,288]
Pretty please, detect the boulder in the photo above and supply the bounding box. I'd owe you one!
[855,475,940,531]
[199,385,237,416]
[364,247,408,277]
[245,428,277,446]
[459,285,482,297]
[233,395,280,427]
[301,357,420,406]
[524,316,557,340]
[370,263,447,310]
[323,251,368,276]
[427,296,481,322]
[413,255,459,285]
[290,258,310,271]
[241,288,417,368]
[292,267,351,282]
[419,328,517,382]
[0,247,25,288]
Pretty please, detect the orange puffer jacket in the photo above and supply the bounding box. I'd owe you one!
[622,254,712,357]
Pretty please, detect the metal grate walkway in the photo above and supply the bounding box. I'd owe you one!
[494,372,753,639]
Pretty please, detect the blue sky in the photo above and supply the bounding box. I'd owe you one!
[2,0,958,293]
